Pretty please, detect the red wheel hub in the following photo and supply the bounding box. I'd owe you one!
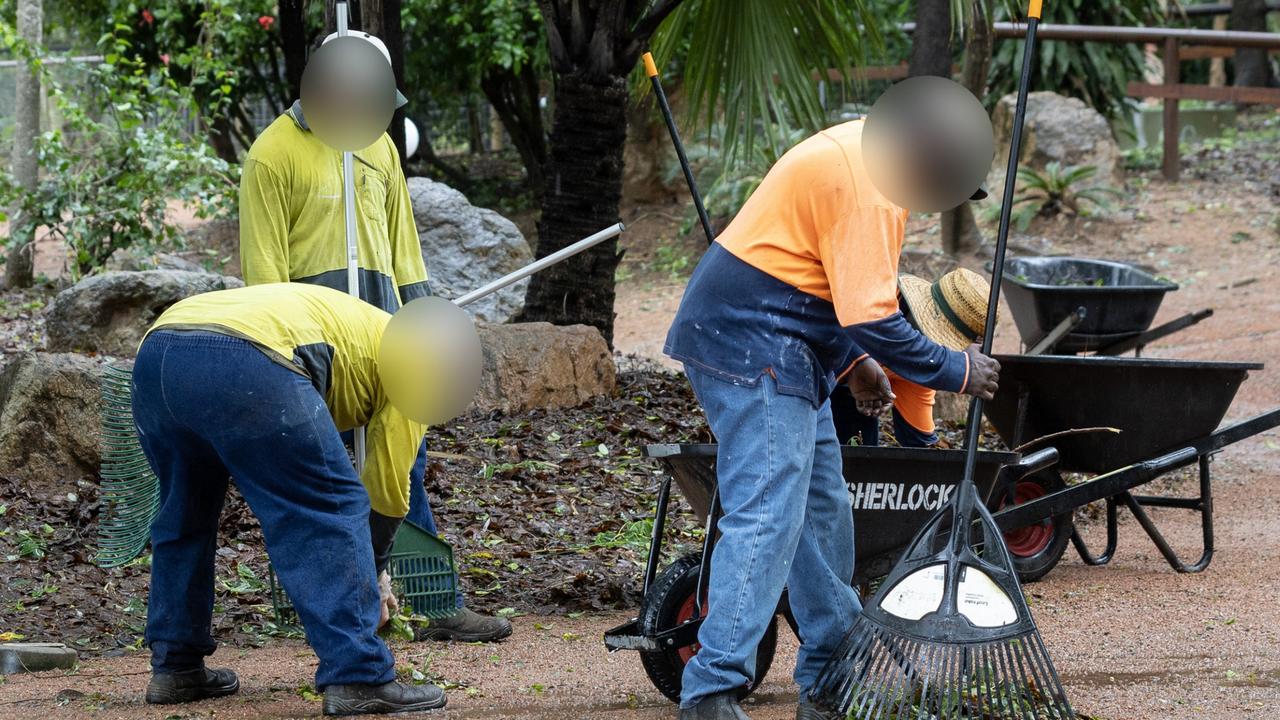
[674,593,705,664]
[1000,480,1055,557]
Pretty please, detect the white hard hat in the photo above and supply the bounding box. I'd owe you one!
[404,117,420,158]
[321,31,408,108]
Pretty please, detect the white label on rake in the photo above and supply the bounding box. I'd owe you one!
[957,565,1018,627]
[881,563,945,620]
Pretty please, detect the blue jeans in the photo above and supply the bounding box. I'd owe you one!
[680,366,863,707]
[133,330,395,688]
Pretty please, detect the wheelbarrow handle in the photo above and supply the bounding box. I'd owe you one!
[1012,447,1059,477]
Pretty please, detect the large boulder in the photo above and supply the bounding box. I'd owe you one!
[989,91,1122,193]
[471,322,616,414]
[408,177,532,323]
[0,352,114,486]
[45,270,242,357]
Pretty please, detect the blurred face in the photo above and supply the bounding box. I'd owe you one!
[378,297,483,426]
[300,36,396,151]
[862,76,995,213]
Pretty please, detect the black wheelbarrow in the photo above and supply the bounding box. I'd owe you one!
[603,444,1062,702]
[983,354,1280,577]
[1002,256,1213,355]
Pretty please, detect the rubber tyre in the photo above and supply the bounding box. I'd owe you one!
[1000,470,1073,583]
[637,552,779,704]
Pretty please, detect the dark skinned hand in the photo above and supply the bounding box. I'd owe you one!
[963,344,1000,401]
[848,357,895,416]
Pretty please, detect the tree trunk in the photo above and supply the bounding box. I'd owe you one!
[942,0,991,256]
[515,71,628,344]
[279,0,308,101]
[480,61,548,195]
[5,0,42,289]
[1230,0,1278,89]
[909,0,953,78]
[361,0,407,162]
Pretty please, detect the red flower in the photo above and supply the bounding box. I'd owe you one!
[141,9,154,26]
[258,15,275,30]
[160,53,170,65]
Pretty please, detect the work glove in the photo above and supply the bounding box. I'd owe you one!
[848,356,895,416]
[962,344,1001,401]
[378,570,399,629]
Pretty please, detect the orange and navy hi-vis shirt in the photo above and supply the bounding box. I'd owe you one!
[664,120,969,406]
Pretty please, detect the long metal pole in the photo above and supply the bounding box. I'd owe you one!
[452,223,625,307]
[337,2,366,476]
[642,53,715,246]
[960,2,1041,487]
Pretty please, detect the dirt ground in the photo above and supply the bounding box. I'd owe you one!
[3,117,1279,718]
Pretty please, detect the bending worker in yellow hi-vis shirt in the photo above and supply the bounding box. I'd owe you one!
[135,283,477,715]
[238,30,508,643]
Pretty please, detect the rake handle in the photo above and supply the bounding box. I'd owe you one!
[643,52,716,246]
[959,7,1042,492]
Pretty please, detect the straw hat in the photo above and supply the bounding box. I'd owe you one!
[898,268,992,351]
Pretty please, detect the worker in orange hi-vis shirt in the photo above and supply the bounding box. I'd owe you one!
[831,268,993,448]
[663,115,1001,720]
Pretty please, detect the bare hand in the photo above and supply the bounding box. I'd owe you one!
[848,357,895,416]
[377,570,398,628]
[963,345,1000,401]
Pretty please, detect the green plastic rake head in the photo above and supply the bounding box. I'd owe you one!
[97,363,160,568]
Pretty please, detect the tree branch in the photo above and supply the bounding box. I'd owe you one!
[537,0,570,69]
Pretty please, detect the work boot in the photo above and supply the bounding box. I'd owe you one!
[796,697,843,720]
[416,607,512,642]
[145,667,239,704]
[322,680,446,716]
[679,692,752,719]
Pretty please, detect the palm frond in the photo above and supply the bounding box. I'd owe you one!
[649,0,881,165]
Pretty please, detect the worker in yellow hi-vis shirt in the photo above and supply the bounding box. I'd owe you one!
[239,31,510,643]
[135,283,468,714]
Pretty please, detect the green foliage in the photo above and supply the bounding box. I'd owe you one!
[991,162,1121,230]
[649,0,882,164]
[0,22,236,278]
[988,0,1167,120]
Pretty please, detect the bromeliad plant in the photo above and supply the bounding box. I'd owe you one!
[987,162,1122,231]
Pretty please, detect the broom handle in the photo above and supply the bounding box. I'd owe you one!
[959,2,1042,489]
[643,52,716,246]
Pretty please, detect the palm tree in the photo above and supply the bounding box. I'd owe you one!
[518,0,878,344]
[5,0,42,290]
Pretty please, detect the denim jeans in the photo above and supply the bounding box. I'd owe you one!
[680,366,863,707]
[133,330,395,688]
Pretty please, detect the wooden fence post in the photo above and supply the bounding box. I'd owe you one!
[1163,37,1181,181]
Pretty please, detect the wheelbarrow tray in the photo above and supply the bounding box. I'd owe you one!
[984,354,1262,473]
[1003,257,1177,351]
[644,444,1020,584]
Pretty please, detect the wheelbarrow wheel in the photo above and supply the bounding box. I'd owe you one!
[1000,470,1073,582]
[638,552,778,704]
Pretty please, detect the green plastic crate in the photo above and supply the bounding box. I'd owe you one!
[269,521,457,625]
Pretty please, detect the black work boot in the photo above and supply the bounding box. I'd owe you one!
[145,667,239,704]
[796,697,843,720]
[679,691,752,719]
[322,681,446,716]
[416,607,512,642]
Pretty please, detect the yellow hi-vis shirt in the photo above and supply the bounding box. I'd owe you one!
[239,102,430,314]
[146,283,424,518]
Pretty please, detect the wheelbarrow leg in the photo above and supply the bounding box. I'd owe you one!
[1070,498,1119,566]
[694,489,722,618]
[642,476,674,597]
[1124,454,1215,573]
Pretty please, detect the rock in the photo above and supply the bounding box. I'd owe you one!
[989,91,1122,193]
[0,643,78,674]
[0,352,113,486]
[45,270,242,357]
[932,391,969,428]
[408,177,533,323]
[471,323,616,413]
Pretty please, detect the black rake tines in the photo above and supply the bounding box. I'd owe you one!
[812,617,1074,719]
